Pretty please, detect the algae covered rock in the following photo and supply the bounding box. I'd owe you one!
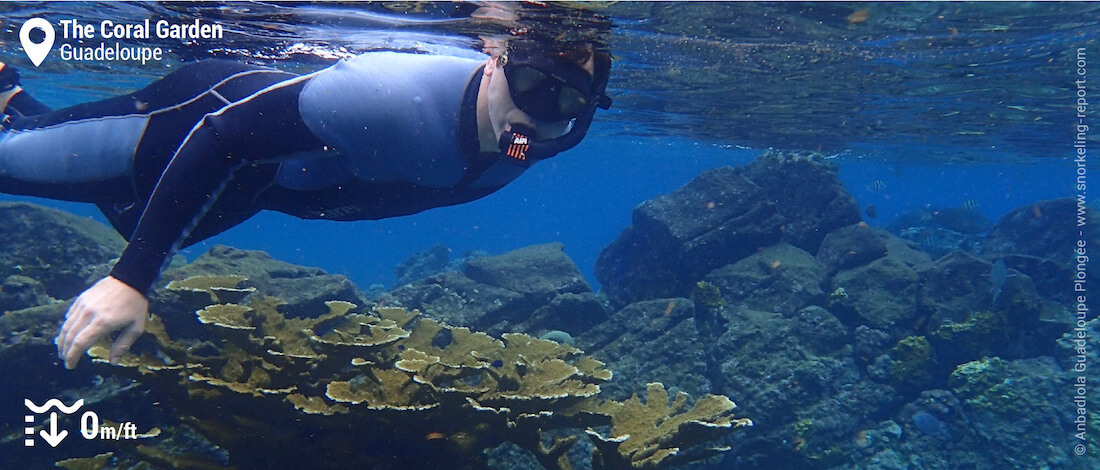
[158,245,369,318]
[595,167,784,307]
[740,150,861,251]
[918,252,1041,338]
[595,150,859,308]
[816,224,931,275]
[829,256,921,332]
[703,243,826,317]
[708,304,894,463]
[387,243,607,337]
[577,298,711,401]
[1,275,53,312]
[979,198,1099,302]
[395,243,453,284]
[980,198,1097,262]
[947,357,1087,468]
[0,202,124,299]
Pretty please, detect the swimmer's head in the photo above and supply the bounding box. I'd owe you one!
[502,45,612,124]
[484,42,612,166]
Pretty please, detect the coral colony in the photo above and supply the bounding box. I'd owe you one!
[77,275,750,469]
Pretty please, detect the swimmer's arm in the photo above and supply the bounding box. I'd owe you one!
[109,80,324,295]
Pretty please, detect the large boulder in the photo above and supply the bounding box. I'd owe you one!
[829,255,922,333]
[740,150,861,251]
[817,224,931,275]
[385,243,607,337]
[979,198,1098,302]
[0,202,125,300]
[703,243,827,317]
[595,167,784,307]
[575,298,710,401]
[711,305,897,466]
[595,150,860,308]
[979,198,1096,260]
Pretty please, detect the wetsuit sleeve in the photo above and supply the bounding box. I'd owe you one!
[109,76,323,295]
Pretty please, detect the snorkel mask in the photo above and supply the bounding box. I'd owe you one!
[497,48,612,167]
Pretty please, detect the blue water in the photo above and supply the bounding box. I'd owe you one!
[0,133,1068,289]
[0,131,1068,289]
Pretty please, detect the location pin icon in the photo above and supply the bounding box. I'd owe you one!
[20,18,55,67]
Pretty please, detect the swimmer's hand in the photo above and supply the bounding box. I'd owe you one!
[56,276,148,370]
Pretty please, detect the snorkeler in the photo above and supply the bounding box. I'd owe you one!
[0,43,611,370]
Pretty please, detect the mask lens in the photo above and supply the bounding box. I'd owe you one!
[509,65,548,94]
[506,63,592,122]
[557,86,589,119]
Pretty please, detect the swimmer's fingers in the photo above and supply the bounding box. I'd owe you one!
[63,318,107,370]
[57,300,91,364]
[109,317,147,366]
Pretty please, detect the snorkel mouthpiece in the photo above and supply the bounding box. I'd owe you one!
[498,104,598,168]
[498,126,539,168]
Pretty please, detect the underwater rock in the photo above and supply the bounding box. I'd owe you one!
[995,253,1074,305]
[576,298,710,401]
[387,243,606,337]
[884,336,933,387]
[527,292,608,339]
[395,244,452,285]
[828,255,921,333]
[157,245,369,319]
[1057,316,1097,373]
[595,150,860,308]
[918,251,1041,329]
[703,243,827,317]
[817,224,931,275]
[930,207,992,234]
[979,198,1097,301]
[914,252,1055,375]
[943,357,1090,469]
[740,150,861,252]
[595,166,785,307]
[386,270,526,332]
[706,304,896,466]
[816,223,888,273]
[980,198,1097,261]
[0,202,125,299]
[464,243,590,301]
[1,275,54,312]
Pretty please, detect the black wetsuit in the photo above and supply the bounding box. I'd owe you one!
[0,53,524,295]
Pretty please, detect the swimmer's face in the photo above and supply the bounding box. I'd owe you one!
[484,55,595,140]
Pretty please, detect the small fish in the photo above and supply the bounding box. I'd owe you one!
[864,204,877,219]
[919,229,939,250]
[866,180,886,192]
[989,259,1016,304]
[847,9,871,24]
[961,200,980,210]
